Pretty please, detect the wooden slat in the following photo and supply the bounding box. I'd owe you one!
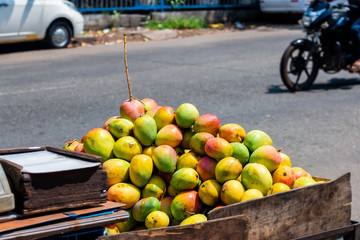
[208,173,351,240]
[98,214,250,240]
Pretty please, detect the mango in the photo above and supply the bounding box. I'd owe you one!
[120,99,145,122]
[141,98,158,112]
[104,224,119,235]
[63,139,81,151]
[230,142,249,167]
[175,103,199,129]
[241,163,273,196]
[241,189,264,202]
[293,176,317,189]
[160,197,173,219]
[176,152,201,170]
[103,158,130,187]
[198,179,221,206]
[279,152,292,167]
[155,124,183,147]
[220,179,245,205]
[154,106,175,130]
[142,175,167,200]
[189,132,214,156]
[167,184,182,197]
[133,115,157,146]
[292,167,311,180]
[143,145,156,158]
[249,145,282,172]
[204,137,233,161]
[180,214,207,226]
[181,128,195,149]
[152,145,177,173]
[146,105,161,118]
[115,209,137,232]
[83,128,115,162]
[74,143,85,153]
[267,183,291,195]
[132,197,161,222]
[215,157,242,184]
[196,156,217,181]
[170,168,199,191]
[113,136,142,162]
[103,116,121,131]
[171,190,202,221]
[107,183,140,209]
[130,154,153,188]
[193,114,221,136]
[145,211,170,229]
[108,118,134,139]
[219,123,246,143]
[272,165,296,188]
[243,130,273,153]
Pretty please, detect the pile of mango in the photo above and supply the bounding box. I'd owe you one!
[63,98,320,233]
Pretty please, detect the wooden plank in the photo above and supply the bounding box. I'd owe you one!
[98,214,250,240]
[208,173,351,240]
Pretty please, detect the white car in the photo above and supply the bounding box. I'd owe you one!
[0,0,84,48]
[260,0,312,14]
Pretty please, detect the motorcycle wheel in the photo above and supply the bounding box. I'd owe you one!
[280,45,319,91]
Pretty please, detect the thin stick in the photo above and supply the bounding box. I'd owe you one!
[124,34,132,101]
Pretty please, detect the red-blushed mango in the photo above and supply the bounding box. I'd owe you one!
[154,106,175,130]
[142,175,167,200]
[249,145,282,172]
[279,152,292,167]
[220,180,245,205]
[103,158,130,187]
[240,189,263,202]
[180,214,207,226]
[115,209,137,232]
[193,114,221,136]
[113,136,142,162]
[176,152,201,170]
[143,145,156,158]
[129,154,153,188]
[205,137,233,161]
[145,210,170,229]
[241,163,273,196]
[155,124,183,147]
[243,129,273,153]
[160,197,173,219]
[74,143,85,153]
[63,139,81,151]
[120,99,145,122]
[230,142,249,167]
[141,98,158,112]
[292,167,311,180]
[107,182,140,209]
[133,115,157,146]
[175,103,199,129]
[189,132,214,156]
[152,145,177,173]
[132,197,161,222]
[146,105,161,118]
[103,116,121,130]
[170,168,199,191]
[196,156,217,181]
[198,179,221,206]
[272,165,296,188]
[171,190,202,221]
[83,128,115,162]
[292,176,317,189]
[108,118,134,139]
[215,157,242,184]
[181,128,195,149]
[219,123,246,143]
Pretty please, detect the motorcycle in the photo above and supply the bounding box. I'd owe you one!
[280,0,358,91]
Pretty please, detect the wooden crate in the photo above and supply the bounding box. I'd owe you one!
[0,146,108,216]
[208,173,352,240]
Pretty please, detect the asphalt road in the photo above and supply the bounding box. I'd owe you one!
[1,26,359,220]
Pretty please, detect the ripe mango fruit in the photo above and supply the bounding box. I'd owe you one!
[170,168,199,191]
[132,197,161,222]
[133,115,157,146]
[83,128,115,162]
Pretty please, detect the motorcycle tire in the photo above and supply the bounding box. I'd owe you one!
[280,45,319,91]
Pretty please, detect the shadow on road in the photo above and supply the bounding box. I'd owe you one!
[267,77,360,93]
[0,41,49,54]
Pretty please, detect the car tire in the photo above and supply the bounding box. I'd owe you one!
[45,20,73,48]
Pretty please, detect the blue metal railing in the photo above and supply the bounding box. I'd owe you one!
[71,0,257,13]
